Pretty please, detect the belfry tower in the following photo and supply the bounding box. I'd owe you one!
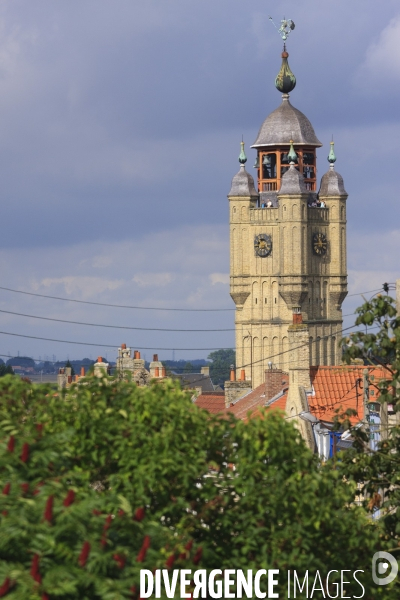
[228,46,348,388]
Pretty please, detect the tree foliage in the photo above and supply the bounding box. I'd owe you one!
[6,357,34,369]
[340,294,400,573]
[65,359,76,377]
[0,365,14,378]
[207,348,235,387]
[0,373,393,598]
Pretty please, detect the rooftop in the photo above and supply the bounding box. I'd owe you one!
[309,365,387,424]
[252,95,322,149]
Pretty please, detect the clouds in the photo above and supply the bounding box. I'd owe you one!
[358,15,400,88]
[0,224,233,360]
[0,1,398,358]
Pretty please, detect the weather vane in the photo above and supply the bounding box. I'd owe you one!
[268,16,295,42]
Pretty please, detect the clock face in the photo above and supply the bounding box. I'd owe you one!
[312,232,328,256]
[254,233,272,257]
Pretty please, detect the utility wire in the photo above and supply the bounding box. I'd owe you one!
[0,331,233,352]
[0,307,359,332]
[0,284,390,312]
[0,308,235,332]
[347,288,382,298]
[0,323,377,366]
[284,384,358,421]
[0,286,234,312]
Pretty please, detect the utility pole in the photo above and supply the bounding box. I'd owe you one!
[363,368,371,447]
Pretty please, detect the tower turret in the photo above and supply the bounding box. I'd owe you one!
[228,43,348,388]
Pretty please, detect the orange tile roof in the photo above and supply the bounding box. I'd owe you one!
[309,365,387,424]
[195,393,226,414]
[226,383,288,421]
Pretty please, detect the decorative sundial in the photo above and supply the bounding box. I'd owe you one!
[268,16,295,42]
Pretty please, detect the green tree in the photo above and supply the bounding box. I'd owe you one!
[65,358,75,377]
[207,348,235,387]
[183,361,193,373]
[0,364,13,377]
[340,293,400,571]
[0,374,390,598]
[6,356,35,369]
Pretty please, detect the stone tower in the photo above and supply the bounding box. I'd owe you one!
[228,48,348,388]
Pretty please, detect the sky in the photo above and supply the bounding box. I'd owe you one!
[0,0,399,363]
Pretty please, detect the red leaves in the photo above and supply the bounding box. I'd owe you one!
[180,539,193,559]
[193,547,202,565]
[113,553,126,569]
[136,535,151,563]
[133,507,145,522]
[21,483,29,495]
[2,483,10,496]
[33,482,44,496]
[79,541,91,567]
[7,436,15,453]
[63,490,76,507]
[36,423,43,436]
[101,515,113,548]
[166,553,175,569]
[44,496,54,523]
[0,578,10,597]
[20,443,29,463]
[30,554,42,584]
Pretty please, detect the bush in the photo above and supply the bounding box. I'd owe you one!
[0,375,391,598]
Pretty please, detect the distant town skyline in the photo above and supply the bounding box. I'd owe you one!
[0,1,399,359]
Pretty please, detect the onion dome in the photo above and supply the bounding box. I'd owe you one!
[328,140,336,164]
[278,164,307,195]
[287,139,297,163]
[229,142,258,197]
[275,48,296,94]
[238,140,247,164]
[251,95,322,148]
[319,143,347,196]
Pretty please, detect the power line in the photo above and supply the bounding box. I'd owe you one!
[0,330,233,352]
[347,288,385,298]
[0,286,234,312]
[0,284,390,312]
[235,323,378,372]
[0,308,235,333]
[0,307,359,332]
[0,322,376,367]
[284,385,358,421]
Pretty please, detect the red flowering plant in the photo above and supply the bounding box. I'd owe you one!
[0,374,392,599]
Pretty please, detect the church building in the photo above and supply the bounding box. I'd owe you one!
[228,45,348,390]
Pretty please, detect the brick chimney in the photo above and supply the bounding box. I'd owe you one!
[149,353,163,378]
[200,365,210,377]
[265,367,284,401]
[224,364,252,408]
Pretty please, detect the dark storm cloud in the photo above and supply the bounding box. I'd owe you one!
[0,0,399,358]
[0,0,398,249]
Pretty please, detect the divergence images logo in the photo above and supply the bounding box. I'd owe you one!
[372,552,398,586]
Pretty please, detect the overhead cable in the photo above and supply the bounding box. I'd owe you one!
[0,307,359,332]
[0,308,235,332]
[0,286,234,312]
[0,284,390,311]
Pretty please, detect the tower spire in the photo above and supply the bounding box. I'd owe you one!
[328,140,336,170]
[275,47,296,94]
[287,139,297,164]
[238,140,247,165]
